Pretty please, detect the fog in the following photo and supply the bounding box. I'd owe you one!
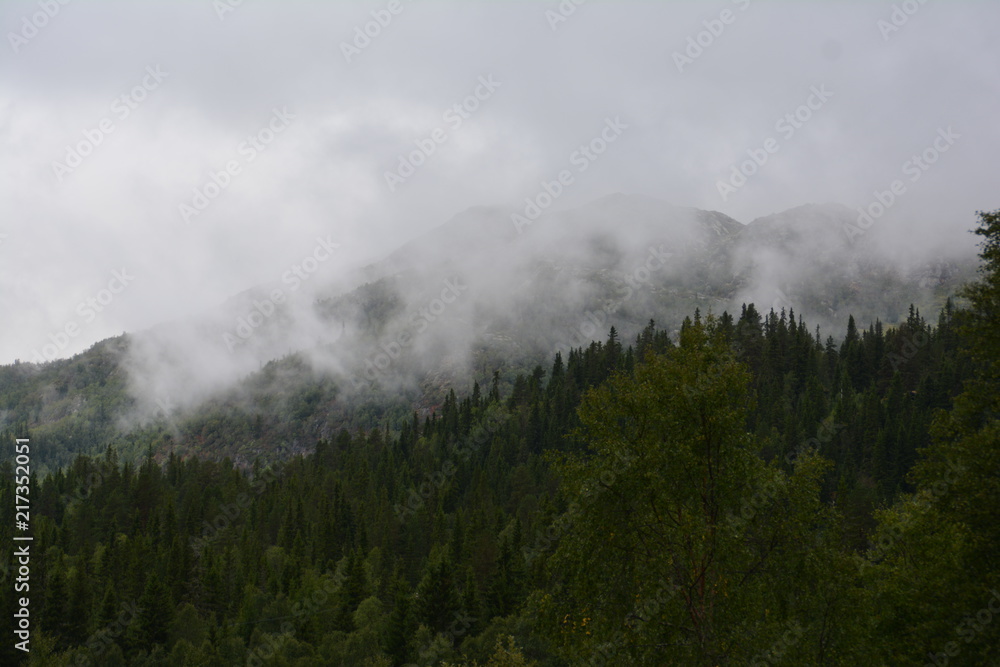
[1,0,997,414]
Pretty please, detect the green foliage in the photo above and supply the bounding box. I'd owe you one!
[3,210,997,665]
[862,210,1000,665]
[537,318,859,664]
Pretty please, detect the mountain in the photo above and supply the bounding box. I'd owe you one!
[0,195,977,469]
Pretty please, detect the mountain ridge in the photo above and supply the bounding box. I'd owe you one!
[0,194,978,469]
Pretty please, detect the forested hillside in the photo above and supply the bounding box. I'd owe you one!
[1,196,976,479]
[1,210,998,666]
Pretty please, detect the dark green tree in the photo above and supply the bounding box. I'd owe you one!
[137,574,174,647]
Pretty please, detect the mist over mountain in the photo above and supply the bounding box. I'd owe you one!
[0,188,977,472]
[67,193,975,429]
[5,4,1000,664]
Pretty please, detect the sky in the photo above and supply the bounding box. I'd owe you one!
[1,0,997,365]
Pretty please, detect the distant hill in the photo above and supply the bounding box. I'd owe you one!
[0,195,978,469]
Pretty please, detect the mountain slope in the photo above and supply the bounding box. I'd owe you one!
[0,195,978,467]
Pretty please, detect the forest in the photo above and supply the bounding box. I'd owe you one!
[1,210,998,666]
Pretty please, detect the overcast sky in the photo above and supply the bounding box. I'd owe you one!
[1,0,997,364]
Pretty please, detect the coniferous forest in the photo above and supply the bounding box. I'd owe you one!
[2,210,999,666]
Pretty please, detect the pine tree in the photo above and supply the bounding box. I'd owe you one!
[66,565,93,646]
[42,567,69,645]
[861,211,1000,663]
[384,575,414,664]
[138,574,174,647]
[415,553,462,635]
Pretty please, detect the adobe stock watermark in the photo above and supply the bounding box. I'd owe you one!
[245,575,344,666]
[546,0,586,31]
[523,448,638,565]
[724,419,845,534]
[213,0,245,21]
[925,589,1000,667]
[59,468,106,508]
[716,85,834,202]
[404,610,477,667]
[512,116,628,234]
[887,328,929,372]
[863,458,965,571]
[769,289,794,315]
[384,74,501,193]
[72,602,141,667]
[7,0,72,54]
[52,66,168,183]
[843,126,959,242]
[586,579,681,665]
[394,407,508,520]
[749,620,805,666]
[340,0,414,63]
[179,107,295,224]
[784,419,846,468]
[878,0,930,41]
[30,269,135,363]
[154,394,177,419]
[222,236,340,352]
[673,0,751,73]
[191,462,283,553]
[553,244,672,356]
[350,277,468,386]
